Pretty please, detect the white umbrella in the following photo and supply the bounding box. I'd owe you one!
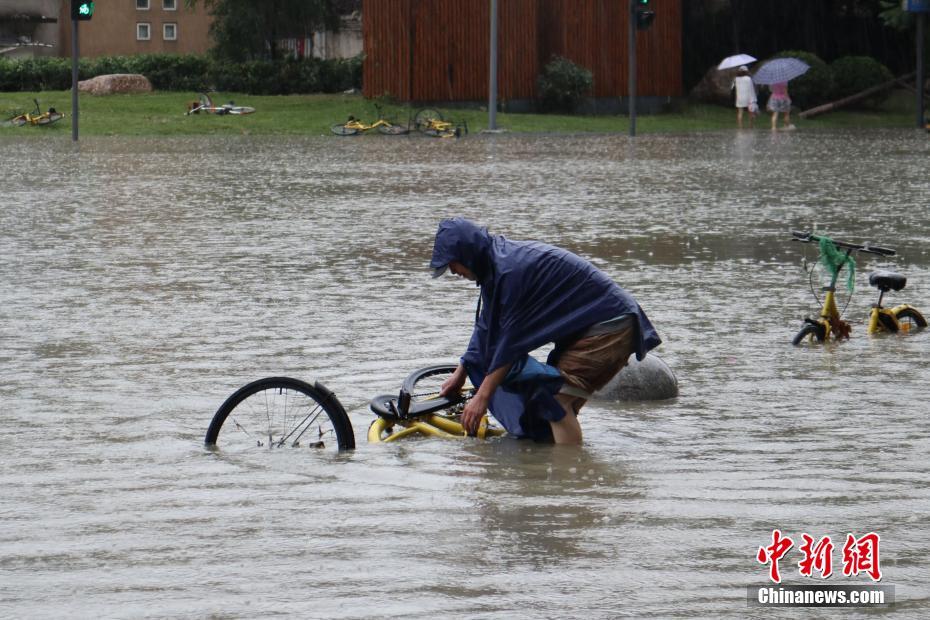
[718,54,757,71]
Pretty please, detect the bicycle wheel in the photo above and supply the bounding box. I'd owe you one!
[894,307,928,332]
[9,115,27,127]
[377,121,409,135]
[424,128,457,138]
[792,323,826,346]
[227,106,255,115]
[414,108,443,133]
[35,114,53,126]
[401,364,472,415]
[205,377,355,452]
[331,123,360,136]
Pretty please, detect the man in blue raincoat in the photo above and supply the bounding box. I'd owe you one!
[431,217,661,444]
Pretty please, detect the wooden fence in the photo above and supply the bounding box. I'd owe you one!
[363,0,682,103]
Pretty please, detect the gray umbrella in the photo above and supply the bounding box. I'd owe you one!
[753,58,810,85]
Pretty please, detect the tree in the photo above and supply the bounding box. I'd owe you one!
[187,0,339,62]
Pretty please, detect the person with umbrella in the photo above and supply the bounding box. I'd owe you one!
[733,66,758,129]
[753,57,809,131]
[766,81,794,131]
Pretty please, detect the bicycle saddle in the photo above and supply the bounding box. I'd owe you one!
[869,270,906,292]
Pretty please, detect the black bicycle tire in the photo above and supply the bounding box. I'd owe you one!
[205,377,355,451]
[331,123,360,136]
[792,323,825,346]
[377,121,409,135]
[894,307,928,331]
[414,108,443,133]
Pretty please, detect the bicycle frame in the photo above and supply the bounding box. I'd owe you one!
[367,412,503,442]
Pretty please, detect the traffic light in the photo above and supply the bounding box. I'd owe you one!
[632,0,655,31]
[71,1,95,21]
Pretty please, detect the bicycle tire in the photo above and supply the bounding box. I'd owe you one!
[35,115,52,126]
[331,123,360,136]
[227,106,255,115]
[9,115,27,127]
[205,377,355,452]
[414,108,443,133]
[893,307,928,332]
[46,112,64,124]
[377,121,409,135]
[792,323,826,346]
[424,128,457,138]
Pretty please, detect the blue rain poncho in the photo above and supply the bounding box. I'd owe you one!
[430,218,661,440]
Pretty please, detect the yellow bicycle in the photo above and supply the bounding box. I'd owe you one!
[368,365,505,443]
[331,104,409,136]
[413,108,467,138]
[5,99,64,127]
[791,231,927,345]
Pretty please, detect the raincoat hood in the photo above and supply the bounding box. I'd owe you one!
[429,217,493,283]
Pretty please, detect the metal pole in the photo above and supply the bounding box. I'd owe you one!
[71,15,79,142]
[628,1,636,137]
[489,0,499,130]
[918,13,925,128]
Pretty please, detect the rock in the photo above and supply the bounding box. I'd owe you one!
[593,354,679,401]
[689,65,737,105]
[78,74,153,96]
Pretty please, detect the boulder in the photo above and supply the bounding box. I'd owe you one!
[78,74,153,95]
[689,65,738,105]
[592,354,679,401]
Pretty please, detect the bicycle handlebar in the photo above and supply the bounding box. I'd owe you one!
[791,231,896,257]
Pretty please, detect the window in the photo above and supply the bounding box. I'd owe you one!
[136,23,151,41]
[163,23,177,41]
[136,0,150,10]
[163,0,177,10]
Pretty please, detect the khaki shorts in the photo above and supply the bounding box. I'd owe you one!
[555,324,636,407]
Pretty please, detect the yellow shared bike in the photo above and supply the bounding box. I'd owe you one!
[791,231,927,345]
[413,108,467,138]
[5,99,64,127]
[204,364,505,454]
[331,104,409,136]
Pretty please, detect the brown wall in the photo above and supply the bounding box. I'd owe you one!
[59,0,212,57]
[364,0,682,103]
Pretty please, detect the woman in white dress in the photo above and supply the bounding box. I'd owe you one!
[732,66,757,129]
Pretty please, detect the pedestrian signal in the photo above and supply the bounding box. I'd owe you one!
[71,1,95,20]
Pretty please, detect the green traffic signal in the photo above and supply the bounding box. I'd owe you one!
[71,1,95,20]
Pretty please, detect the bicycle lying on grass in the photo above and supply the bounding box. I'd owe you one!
[204,364,505,453]
[791,231,927,345]
[4,99,64,127]
[331,104,409,136]
[185,92,255,116]
[413,108,467,138]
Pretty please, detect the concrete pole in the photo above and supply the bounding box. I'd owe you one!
[71,16,79,142]
[489,0,499,130]
[628,1,637,137]
[918,13,925,128]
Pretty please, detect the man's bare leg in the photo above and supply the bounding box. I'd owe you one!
[551,394,584,444]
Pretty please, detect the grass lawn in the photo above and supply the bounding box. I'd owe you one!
[0,89,920,137]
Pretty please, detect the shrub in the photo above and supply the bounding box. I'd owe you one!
[765,51,833,110]
[831,56,894,107]
[537,56,593,113]
[0,53,363,95]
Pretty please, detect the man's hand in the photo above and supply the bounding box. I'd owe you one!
[461,391,489,436]
[439,364,467,398]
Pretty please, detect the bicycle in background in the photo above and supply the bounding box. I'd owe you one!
[790,231,926,345]
[185,92,255,115]
[331,104,409,136]
[413,108,467,138]
[5,99,64,127]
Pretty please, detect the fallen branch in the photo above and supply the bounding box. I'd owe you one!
[799,71,917,119]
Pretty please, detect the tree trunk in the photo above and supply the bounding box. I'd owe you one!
[799,71,917,118]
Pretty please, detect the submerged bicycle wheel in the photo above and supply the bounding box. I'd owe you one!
[792,323,826,346]
[331,123,360,136]
[377,122,409,135]
[414,108,443,132]
[893,307,928,332]
[205,377,355,452]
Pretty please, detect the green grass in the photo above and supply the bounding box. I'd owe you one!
[0,90,920,137]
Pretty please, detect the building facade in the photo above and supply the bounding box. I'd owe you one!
[58,0,213,57]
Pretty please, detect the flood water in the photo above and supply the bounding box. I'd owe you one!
[2,128,929,618]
